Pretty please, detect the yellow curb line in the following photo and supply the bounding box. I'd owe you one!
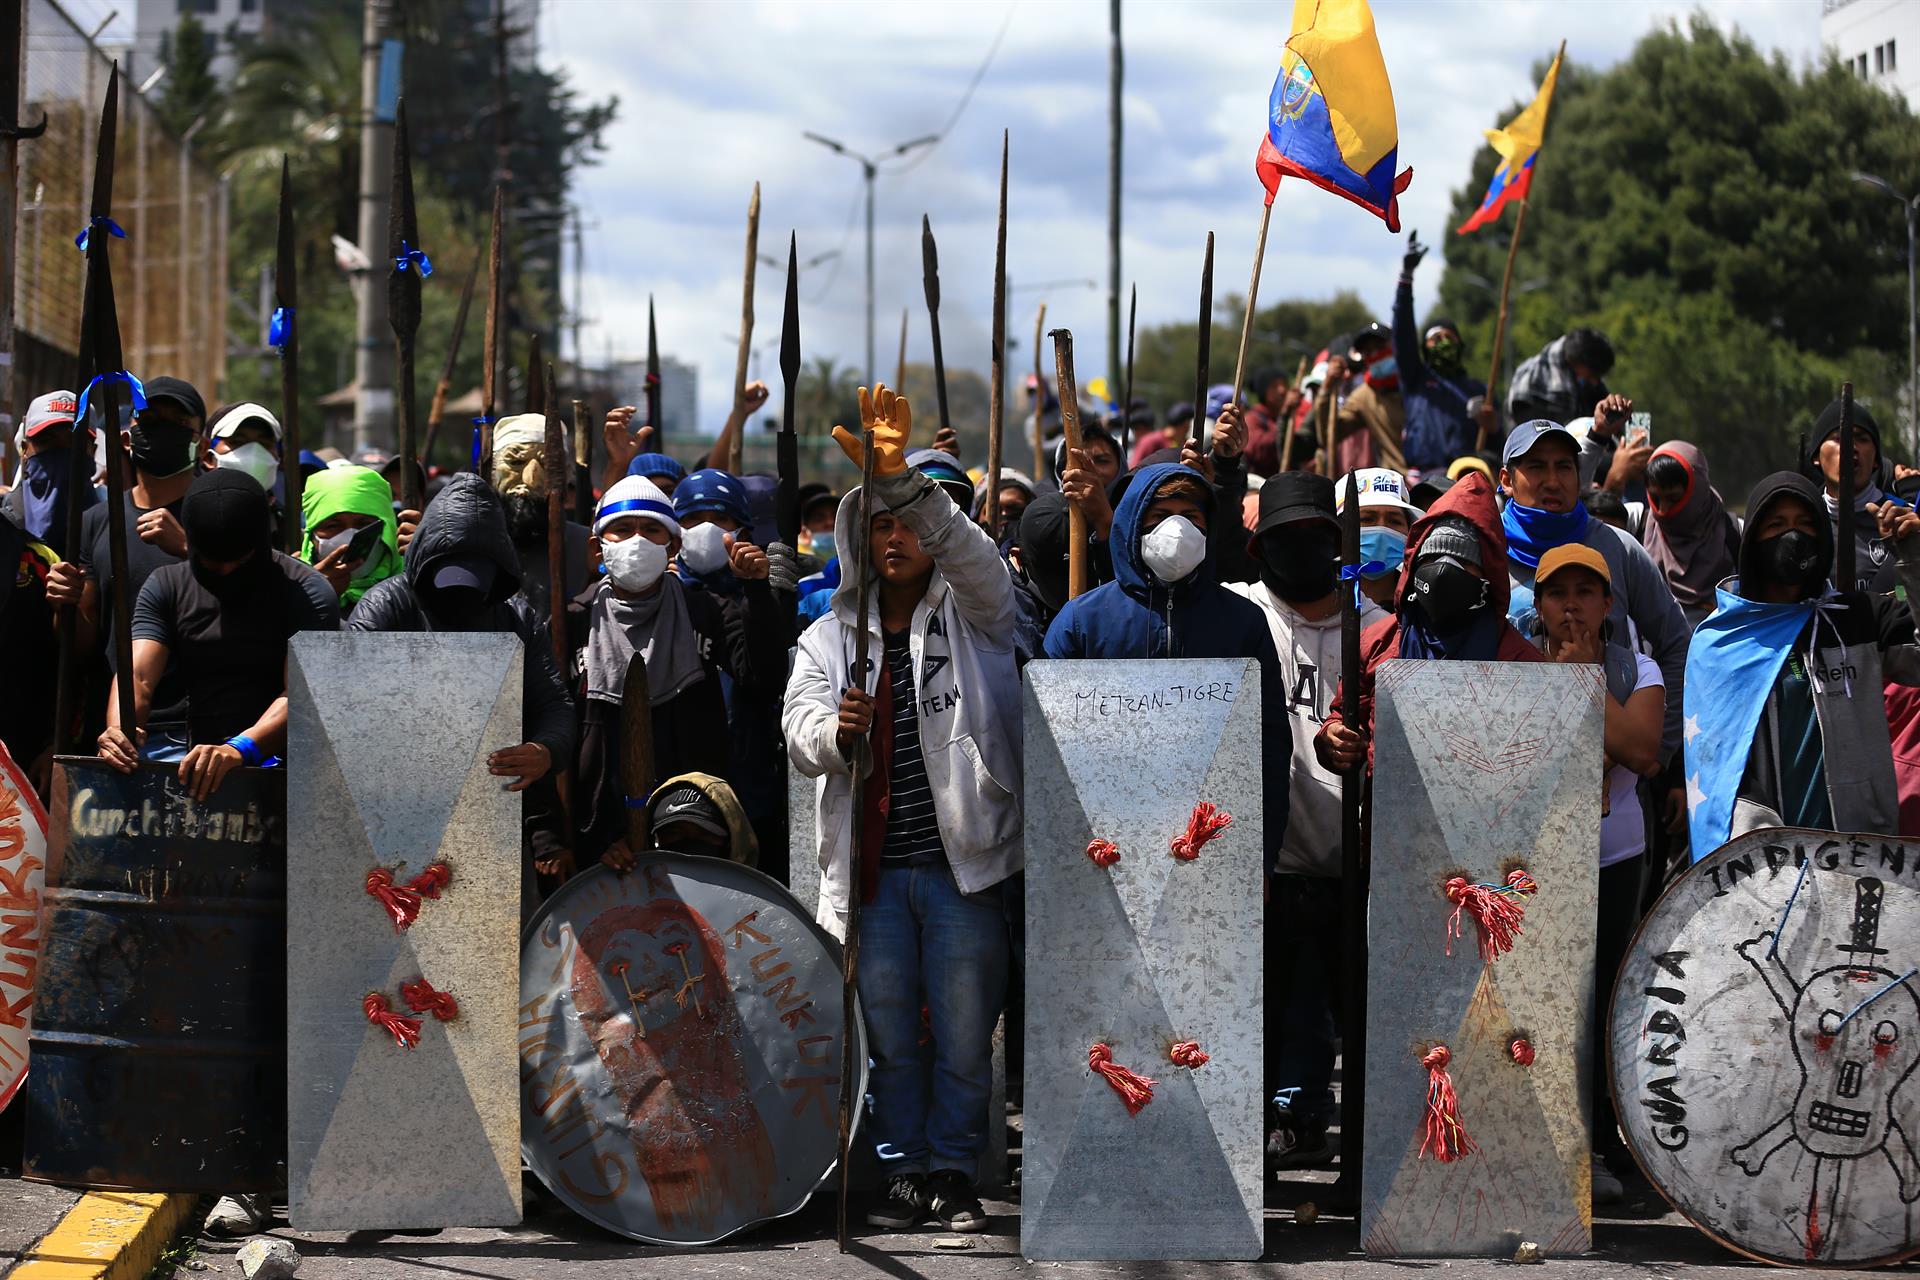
[10,1191,198,1280]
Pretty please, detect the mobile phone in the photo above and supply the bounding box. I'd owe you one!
[345,521,385,565]
[1626,412,1652,448]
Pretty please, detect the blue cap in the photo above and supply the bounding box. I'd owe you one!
[1501,419,1580,468]
[628,452,686,485]
[672,468,752,527]
[1206,382,1236,421]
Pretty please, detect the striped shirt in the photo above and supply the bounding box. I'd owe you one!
[880,629,946,865]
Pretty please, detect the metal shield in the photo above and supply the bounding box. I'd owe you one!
[1611,828,1920,1268]
[520,856,863,1245]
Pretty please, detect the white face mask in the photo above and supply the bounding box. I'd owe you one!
[214,441,279,490]
[314,525,383,579]
[680,521,732,576]
[601,534,669,592]
[1140,514,1208,585]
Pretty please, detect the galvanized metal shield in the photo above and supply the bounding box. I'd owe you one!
[26,759,286,1192]
[1364,660,1603,1258]
[1020,658,1264,1261]
[519,856,862,1245]
[0,742,47,1110]
[286,633,524,1230]
[1611,828,1920,1267]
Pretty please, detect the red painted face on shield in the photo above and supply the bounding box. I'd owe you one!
[570,899,776,1234]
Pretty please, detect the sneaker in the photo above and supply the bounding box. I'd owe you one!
[927,1169,989,1233]
[1269,1125,1336,1170]
[1591,1153,1624,1206]
[205,1193,267,1237]
[865,1171,930,1230]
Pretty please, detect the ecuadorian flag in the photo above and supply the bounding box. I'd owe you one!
[1456,43,1564,234]
[1254,0,1412,230]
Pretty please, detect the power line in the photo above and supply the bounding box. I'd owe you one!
[878,2,1015,178]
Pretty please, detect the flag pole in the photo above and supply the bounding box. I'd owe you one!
[1476,197,1528,453]
[1229,202,1273,409]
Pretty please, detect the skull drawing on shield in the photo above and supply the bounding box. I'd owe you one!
[1729,875,1920,1258]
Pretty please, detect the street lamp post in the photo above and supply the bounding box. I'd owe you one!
[1853,171,1920,461]
[801,131,939,385]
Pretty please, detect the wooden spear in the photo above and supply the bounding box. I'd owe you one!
[524,331,544,418]
[1336,468,1368,1199]
[1030,301,1047,482]
[386,98,425,514]
[895,307,908,394]
[1193,231,1214,445]
[1278,353,1310,472]
[731,183,761,474]
[424,259,478,468]
[984,132,1008,538]
[272,158,303,553]
[1050,328,1089,599]
[543,362,568,673]
[646,295,662,446]
[478,184,504,473]
[1122,281,1136,432]
[572,396,592,526]
[921,215,951,433]
[58,66,133,752]
[836,426,879,1254]
[776,233,802,555]
[1839,381,1857,592]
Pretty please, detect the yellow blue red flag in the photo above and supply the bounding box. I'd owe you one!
[1457,43,1564,234]
[1255,0,1412,230]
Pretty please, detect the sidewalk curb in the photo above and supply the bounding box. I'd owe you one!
[9,1190,197,1280]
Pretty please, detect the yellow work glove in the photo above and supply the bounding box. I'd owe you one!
[832,384,912,478]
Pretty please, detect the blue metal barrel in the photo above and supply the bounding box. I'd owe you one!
[24,759,286,1193]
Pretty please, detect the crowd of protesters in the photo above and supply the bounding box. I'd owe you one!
[5,225,1918,1235]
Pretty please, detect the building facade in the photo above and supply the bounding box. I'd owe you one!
[1823,0,1920,103]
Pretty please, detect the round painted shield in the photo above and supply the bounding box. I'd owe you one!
[0,742,47,1110]
[519,855,863,1245]
[1610,828,1920,1267]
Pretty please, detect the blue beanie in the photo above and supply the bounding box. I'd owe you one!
[628,452,687,485]
[672,468,753,528]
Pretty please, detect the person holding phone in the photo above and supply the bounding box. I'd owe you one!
[300,463,402,613]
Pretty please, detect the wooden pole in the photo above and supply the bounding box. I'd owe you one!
[1839,381,1857,592]
[478,185,504,473]
[1278,353,1310,472]
[1477,198,1529,452]
[1193,231,1214,444]
[1229,203,1273,409]
[425,259,478,469]
[543,363,567,673]
[1335,469,1368,1201]
[1031,302,1047,481]
[731,183,761,475]
[1122,281,1136,429]
[273,157,303,553]
[836,427,879,1254]
[572,397,592,526]
[1051,329,1089,598]
[524,331,545,417]
[386,98,425,514]
[985,133,1008,538]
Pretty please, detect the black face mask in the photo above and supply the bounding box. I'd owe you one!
[128,418,199,478]
[1756,529,1826,596]
[1404,559,1489,633]
[1260,526,1339,603]
[500,491,546,546]
[190,551,269,600]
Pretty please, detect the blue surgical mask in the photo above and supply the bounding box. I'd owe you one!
[1359,526,1406,577]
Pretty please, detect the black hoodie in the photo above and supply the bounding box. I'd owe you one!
[348,473,576,767]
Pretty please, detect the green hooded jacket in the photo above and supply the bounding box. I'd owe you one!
[300,465,401,609]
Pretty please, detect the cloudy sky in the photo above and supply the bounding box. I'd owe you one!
[540,0,1821,426]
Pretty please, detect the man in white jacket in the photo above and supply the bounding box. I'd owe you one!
[784,385,1021,1236]
[1225,472,1384,1173]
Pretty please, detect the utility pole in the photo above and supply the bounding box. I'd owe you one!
[351,0,400,452]
[801,130,937,385]
[1107,0,1123,393]
[1854,170,1920,461]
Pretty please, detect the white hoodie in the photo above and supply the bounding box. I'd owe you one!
[1224,580,1385,877]
[784,472,1023,936]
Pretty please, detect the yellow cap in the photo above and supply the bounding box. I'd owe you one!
[1534,542,1611,589]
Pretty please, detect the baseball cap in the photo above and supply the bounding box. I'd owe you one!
[907,449,975,509]
[141,376,206,423]
[1335,467,1424,521]
[431,555,496,593]
[1535,543,1612,590]
[22,390,78,439]
[1253,471,1336,538]
[1501,419,1580,468]
[673,469,752,528]
[649,782,728,842]
[208,401,283,442]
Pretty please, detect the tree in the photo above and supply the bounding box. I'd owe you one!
[1436,18,1920,494]
[158,15,220,137]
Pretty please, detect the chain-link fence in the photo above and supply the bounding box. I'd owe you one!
[15,0,226,420]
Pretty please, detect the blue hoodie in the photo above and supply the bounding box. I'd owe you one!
[1042,461,1290,863]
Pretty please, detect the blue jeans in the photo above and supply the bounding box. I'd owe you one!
[857,861,1008,1179]
[1267,874,1340,1132]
